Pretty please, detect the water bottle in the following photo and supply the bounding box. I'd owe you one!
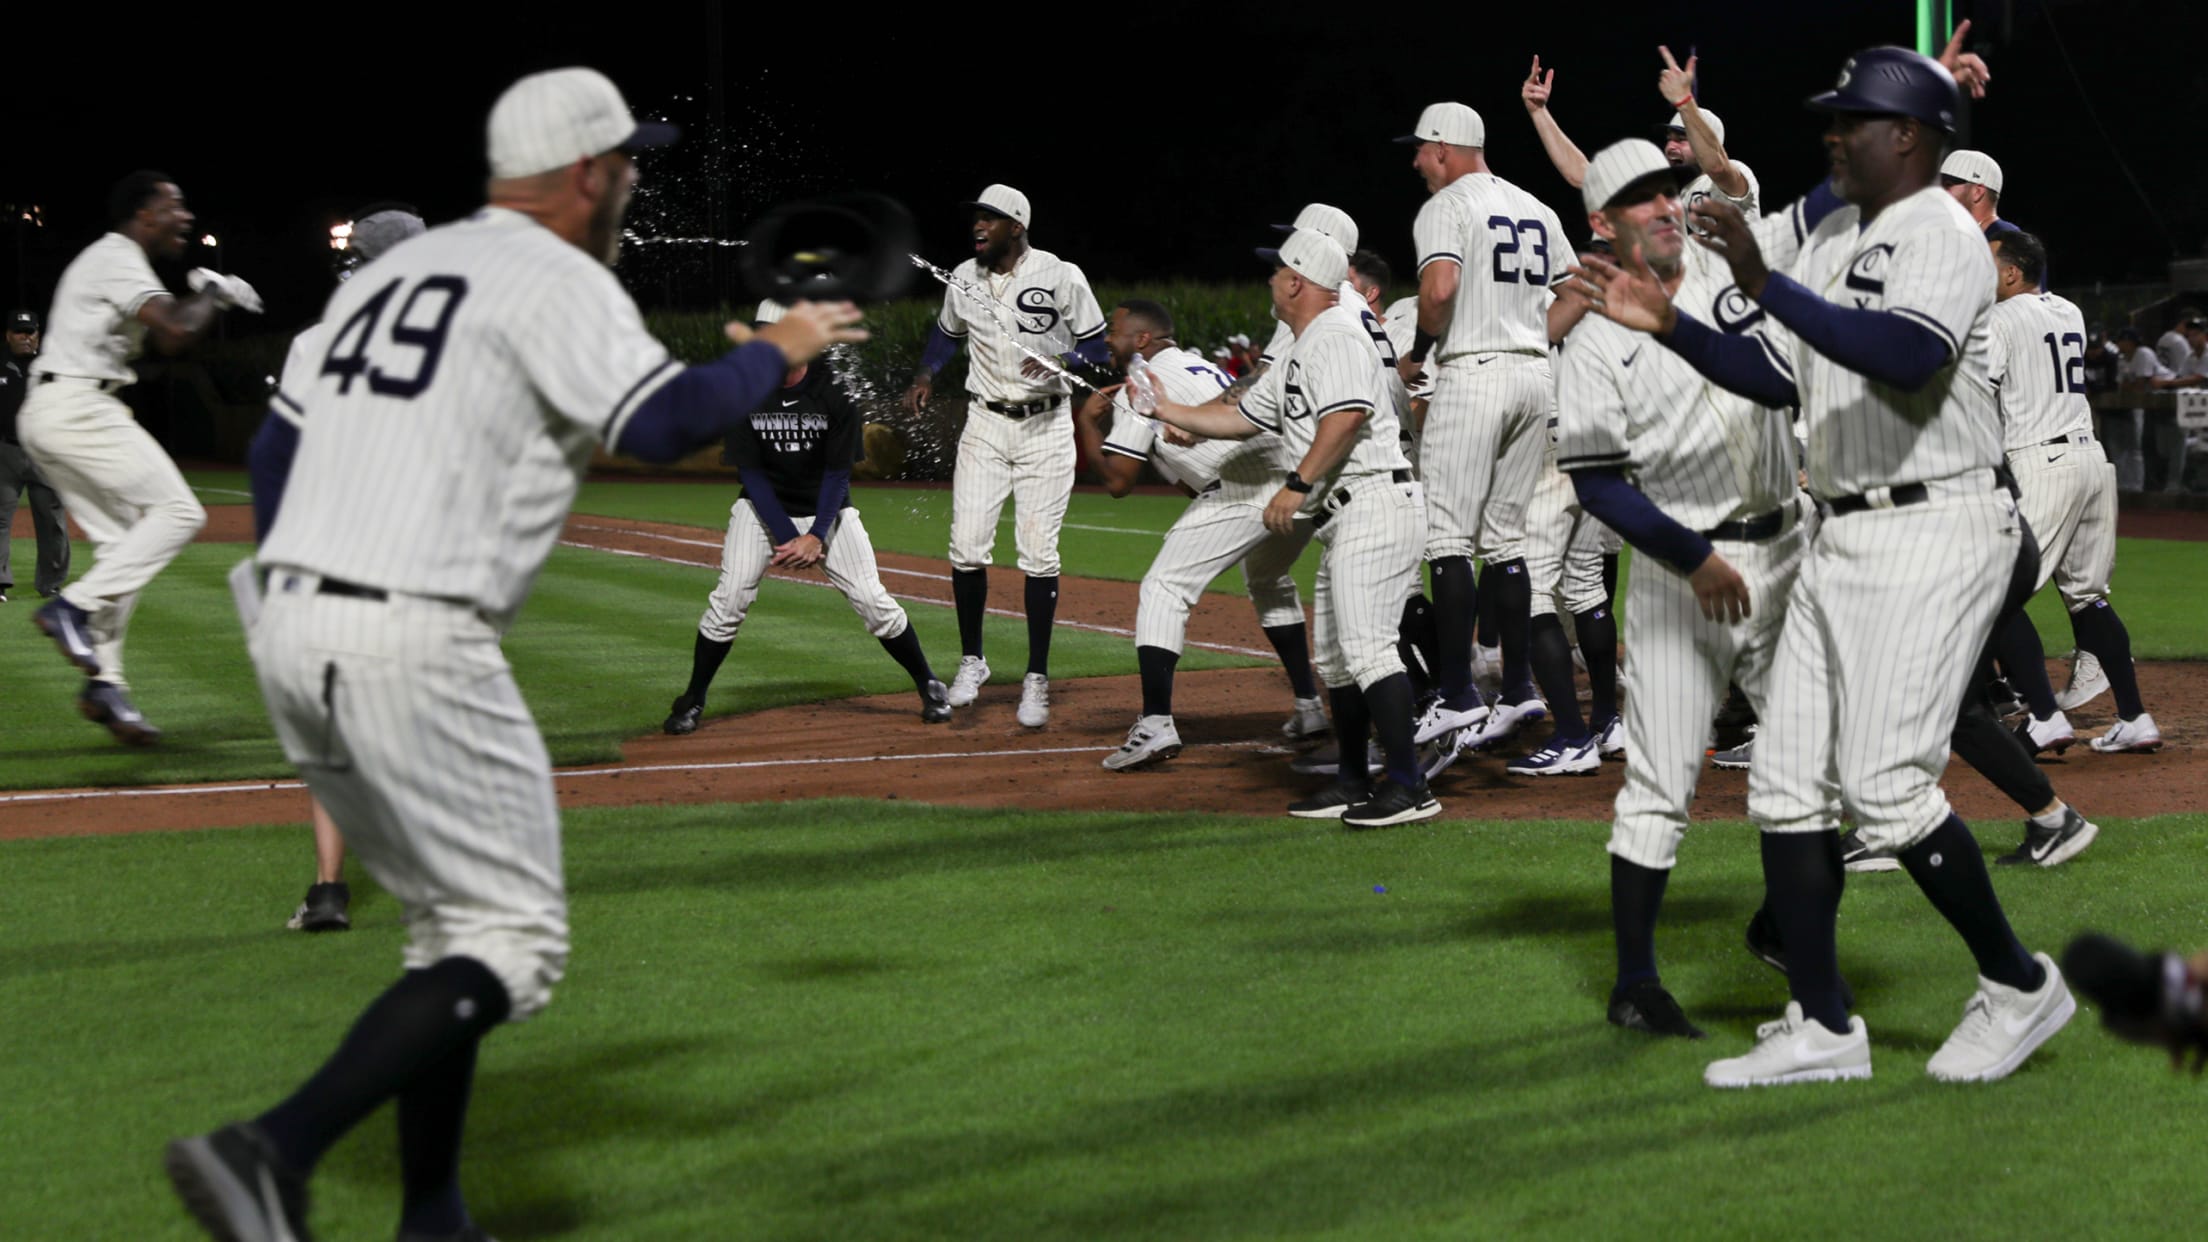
[1125,352,1161,415]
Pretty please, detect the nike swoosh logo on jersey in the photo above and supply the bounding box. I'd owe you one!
[1622,347,1642,367]
[1476,358,1494,366]
[2047,453,2060,463]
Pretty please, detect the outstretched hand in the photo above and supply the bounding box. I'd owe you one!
[1687,198,1769,298]
[1657,46,1696,107]
[1521,56,1554,113]
[1939,19,1991,99]
[753,301,868,369]
[1567,245,1677,337]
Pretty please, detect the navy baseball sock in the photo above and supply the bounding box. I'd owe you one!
[1327,682,1372,782]
[1427,556,1479,705]
[1396,594,1438,698]
[1898,815,2045,991]
[1137,645,1179,718]
[2071,599,2146,718]
[1602,552,1620,604]
[1573,604,1619,726]
[1362,673,1420,789]
[1528,615,1585,740]
[255,957,512,1175]
[1262,623,1318,700]
[1610,854,1669,990]
[1950,686,2055,814]
[396,1037,481,1237]
[1024,575,1058,676]
[952,569,988,659]
[684,632,733,702]
[877,622,935,691]
[1475,566,1500,648]
[1760,832,1850,1031]
[1483,558,1536,701]
[1991,607,2059,719]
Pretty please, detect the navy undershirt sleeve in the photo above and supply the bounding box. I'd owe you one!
[1070,335,1112,367]
[808,468,851,541]
[1755,273,1953,392]
[1570,467,1713,577]
[1664,312,1801,407]
[614,341,789,463]
[245,410,300,542]
[739,467,801,545]
[920,325,959,374]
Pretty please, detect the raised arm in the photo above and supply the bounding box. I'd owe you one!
[1657,48,1747,200]
[1522,55,1589,188]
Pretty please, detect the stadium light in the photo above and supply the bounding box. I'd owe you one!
[330,221,353,251]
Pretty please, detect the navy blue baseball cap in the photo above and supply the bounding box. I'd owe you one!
[1807,46,1962,133]
[6,309,36,332]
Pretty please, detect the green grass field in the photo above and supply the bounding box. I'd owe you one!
[3,804,2206,1240]
[3,474,2204,1239]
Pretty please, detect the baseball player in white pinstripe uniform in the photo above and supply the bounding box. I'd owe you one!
[1557,141,1814,1037]
[1072,298,1323,770]
[1980,231,2161,757]
[165,68,869,1242]
[1578,47,2072,1088]
[1256,204,1361,370]
[902,185,1108,729]
[1397,101,1572,752]
[1150,229,1434,828]
[23,171,261,743]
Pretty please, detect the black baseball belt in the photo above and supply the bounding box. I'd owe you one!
[36,373,126,393]
[982,396,1063,419]
[315,576,387,602]
[1311,469,1415,531]
[1699,507,1787,542]
[1820,468,2004,518]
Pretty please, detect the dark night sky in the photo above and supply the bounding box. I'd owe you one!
[2,0,2200,331]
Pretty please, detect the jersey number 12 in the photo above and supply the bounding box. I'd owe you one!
[321,276,471,399]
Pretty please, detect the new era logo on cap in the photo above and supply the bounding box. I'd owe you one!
[1583,139,1681,215]
[1395,102,1485,149]
[965,184,1031,229]
[1272,203,1359,254]
[1940,149,2004,196]
[1257,227,1349,290]
[487,67,678,179]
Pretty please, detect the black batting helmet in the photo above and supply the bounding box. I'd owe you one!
[1806,46,1962,133]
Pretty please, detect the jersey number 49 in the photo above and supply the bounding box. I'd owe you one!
[321,276,471,400]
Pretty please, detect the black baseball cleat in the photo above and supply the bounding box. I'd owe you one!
[1341,777,1441,830]
[663,693,703,736]
[165,1121,315,1242]
[34,596,100,675]
[1288,779,1370,820]
[287,882,351,932]
[1742,908,1856,1010]
[1607,980,1706,1039]
[1996,806,2100,868]
[80,680,160,745]
[1839,828,1900,872]
[919,679,952,724]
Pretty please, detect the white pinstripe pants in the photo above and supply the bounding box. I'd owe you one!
[1748,488,2020,851]
[700,501,909,643]
[949,404,1075,575]
[251,577,568,1020]
[1134,492,1311,653]
[2009,442,2116,611]
[1313,475,1426,689]
[1523,457,1610,619]
[1608,516,1806,870]
[1420,355,1549,562]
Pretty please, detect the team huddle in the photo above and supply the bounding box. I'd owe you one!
[1,32,2171,1242]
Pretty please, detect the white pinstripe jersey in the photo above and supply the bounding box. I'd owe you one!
[1556,242,1799,530]
[934,246,1105,405]
[1412,173,1572,360]
[1380,295,1434,401]
[1681,160,1762,225]
[1239,305,1411,510]
[1103,346,1285,502]
[260,207,680,621]
[269,322,331,430]
[1755,187,2000,498]
[33,232,167,384]
[1986,292,2094,451]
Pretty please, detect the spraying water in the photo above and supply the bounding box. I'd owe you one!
[906,254,1102,395]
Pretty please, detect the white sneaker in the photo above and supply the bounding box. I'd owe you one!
[1594,714,1626,759]
[1704,1001,1872,1088]
[946,655,990,707]
[1506,734,1601,776]
[2089,712,2163,754]
[2054,650,2110,712]
[1103,714,1181,770]
[1925,953,2075,1083]
[1281,696,1330,739]
[1468,696,1547,750]
[2017,710,2075,755]
[1470,643,1503,697]
[1413,695,1489,744]
[1016,673,1051,728]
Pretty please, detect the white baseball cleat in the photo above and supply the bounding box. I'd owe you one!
[946,655,991,707]
[1506,735,1601,776]
[1103,714,1181,770]
[1704,1001,1872,1088]
[1413,695,1489,745]
[1016,673,1051,728]
[1468,697,1547,750]
[2015,710,2075,756]
[1711,727,1756,770]
[2054,650,2110,712]
[1925,953,2075,1083]
[2089,712,2162,754]
[1281,696,1330,739]
[1594,714,1626,759]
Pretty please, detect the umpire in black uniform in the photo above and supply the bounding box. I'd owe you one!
[1,308,71,600]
